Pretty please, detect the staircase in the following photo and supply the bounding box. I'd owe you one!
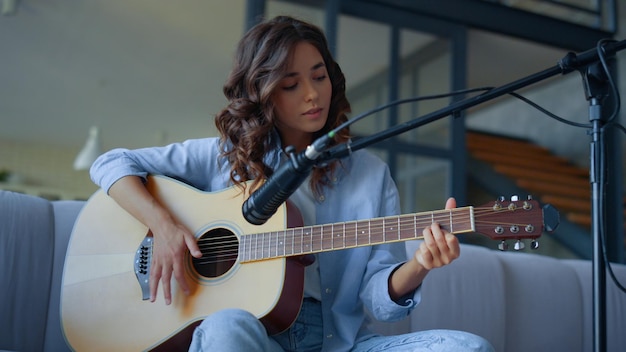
[465,130,625,258]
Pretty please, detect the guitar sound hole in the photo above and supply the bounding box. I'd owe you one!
[192,228,238,278]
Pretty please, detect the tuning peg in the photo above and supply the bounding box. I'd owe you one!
[531,240,539,250]
[514,240,525,251]
[498,240,509,251]
[510,195,519,201]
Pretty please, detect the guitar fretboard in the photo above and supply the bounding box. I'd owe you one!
[239,207,475,262]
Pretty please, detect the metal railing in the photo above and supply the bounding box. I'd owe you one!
[485,0,617,32]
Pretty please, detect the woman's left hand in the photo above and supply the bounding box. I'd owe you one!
[389,197,461,300]
[413,197,460,270]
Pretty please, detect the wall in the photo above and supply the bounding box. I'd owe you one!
[0,139,98,200]
[467,74,591,164]
[467,51,626,186]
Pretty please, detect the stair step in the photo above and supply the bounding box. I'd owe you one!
[471,150,589,177]
[467,131,625,241]
[541,195,592,213]
[493,165,589,188]
[516,179,590,199]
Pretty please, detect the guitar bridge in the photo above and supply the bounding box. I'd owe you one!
[134,236,152,300]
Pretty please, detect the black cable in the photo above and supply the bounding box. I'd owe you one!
[594,39,626,294]
[596,38,621,123]
[319,42,626,294]
[329,86,495,137]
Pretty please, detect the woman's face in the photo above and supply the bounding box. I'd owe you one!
[271,42,332,151]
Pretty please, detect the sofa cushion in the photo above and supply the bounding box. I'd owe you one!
[0,191,55,352]
[563,259,626,352]
[495,250,584,352]
[407,243,507,352]
[44,200,85,352]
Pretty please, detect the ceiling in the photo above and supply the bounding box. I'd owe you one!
[0,0,588,152]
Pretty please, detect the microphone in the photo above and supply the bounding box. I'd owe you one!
[242,137,329,225]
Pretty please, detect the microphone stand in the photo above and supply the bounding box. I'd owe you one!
[315,39,626,352]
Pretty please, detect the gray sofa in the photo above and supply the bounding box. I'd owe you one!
[1,189,625,352]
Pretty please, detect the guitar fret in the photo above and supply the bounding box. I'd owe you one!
[356,220,366,246]
[254,233,259,260]
[400,215,414,240]
[449,210,454,233]
[372,219,383,244]
[312,225,322,251]
[341,222,346,248]
[296,228,303,254]
[345,221,356,248]
[287,228,296,256]
[396,216,400,241]
[322,224,332,250]
[240,234,246,261]
[261,233,269,258]
[247,234,253,261]
[278,230,285,257]
[333,223,343,249]
[302,227,313,253]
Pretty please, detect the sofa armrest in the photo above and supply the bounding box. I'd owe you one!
[0,191,55,352]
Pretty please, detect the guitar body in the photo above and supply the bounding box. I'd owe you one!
[61,176,306,351]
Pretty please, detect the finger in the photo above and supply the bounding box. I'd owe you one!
[428,223,454,266]
[445,197,456,210]
[445,233,461,259]
[161,267,173,305]
[173,260,190,296]
[415,245,434,270]
[421,226,441,263]
[149,262,161,303]
[434,222,458,258]
[185,232,202,259]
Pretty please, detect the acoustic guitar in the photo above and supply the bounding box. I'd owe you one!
[61,175,555,351]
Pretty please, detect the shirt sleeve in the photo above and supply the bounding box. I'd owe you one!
[89,138,224,193]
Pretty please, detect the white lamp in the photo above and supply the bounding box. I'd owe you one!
[1,0,18,16]
[73,126,102,170]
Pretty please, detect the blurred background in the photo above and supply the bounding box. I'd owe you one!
[0,0,624,261]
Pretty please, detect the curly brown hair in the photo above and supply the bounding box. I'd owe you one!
[215,15,351,196]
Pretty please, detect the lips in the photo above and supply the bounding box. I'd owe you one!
[304,107,323,118]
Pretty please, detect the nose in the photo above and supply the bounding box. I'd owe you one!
[303,79,319,102]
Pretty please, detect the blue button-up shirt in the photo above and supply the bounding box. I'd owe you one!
[90,136,421,352]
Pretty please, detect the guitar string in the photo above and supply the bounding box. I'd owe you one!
[192,214,465,265]
[193,206,531,250]
[192,207,532,254]
[189,205,539,266]
[193,208,533,258]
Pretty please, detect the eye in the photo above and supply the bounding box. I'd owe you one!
[314,74,327,82]
[282,83,298,91]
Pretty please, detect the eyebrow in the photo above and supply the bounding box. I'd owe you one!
[284,62,326,78]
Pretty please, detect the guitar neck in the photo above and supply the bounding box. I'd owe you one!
[239,207,475,262]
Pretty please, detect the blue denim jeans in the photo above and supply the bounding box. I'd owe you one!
[188,298,494,352]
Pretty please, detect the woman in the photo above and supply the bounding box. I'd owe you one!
[90,15,494,352]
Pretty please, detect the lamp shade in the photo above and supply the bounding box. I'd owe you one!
[73,126,102,170]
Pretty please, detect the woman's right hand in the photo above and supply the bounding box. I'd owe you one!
[108,176,202,305]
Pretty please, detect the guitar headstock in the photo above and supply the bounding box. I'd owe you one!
[474,196,559,251]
